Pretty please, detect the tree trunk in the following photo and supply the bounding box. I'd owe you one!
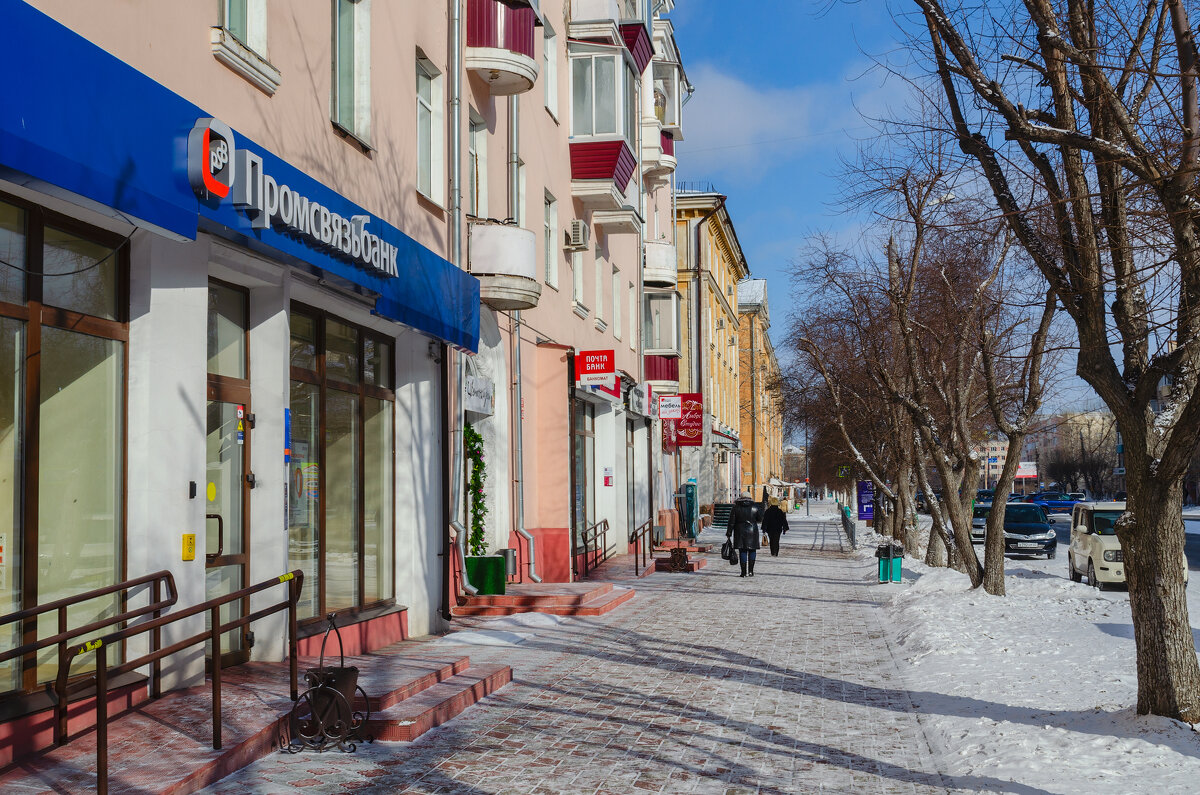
[924,516,948,567]
[981,431,1027,596]
[1123,475,1200,722]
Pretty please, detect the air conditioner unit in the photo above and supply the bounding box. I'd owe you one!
[715,318,725,329]
[565,219,590,250]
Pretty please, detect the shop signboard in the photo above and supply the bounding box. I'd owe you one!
[575,350,614,387]
[464,374,495,416]
[857,480,875,521]
[658,395,682,419]
[674,393,703,448]
[1015,461,1038,479]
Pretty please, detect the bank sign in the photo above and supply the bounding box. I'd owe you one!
[189,118,400,279]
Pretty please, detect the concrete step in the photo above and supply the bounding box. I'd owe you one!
[364,664,512,742]
[655,556,708,573]
[653,543,713,553]
[457,582,613,608]
[452,586,635,617]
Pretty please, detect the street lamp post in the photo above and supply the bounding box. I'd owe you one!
[805,418,810,517]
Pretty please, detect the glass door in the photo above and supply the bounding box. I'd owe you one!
[206,281,251,668]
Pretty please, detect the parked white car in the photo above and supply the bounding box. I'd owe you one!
[1068,501,1188,589]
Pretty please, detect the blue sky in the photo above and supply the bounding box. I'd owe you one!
[670,1,904,351]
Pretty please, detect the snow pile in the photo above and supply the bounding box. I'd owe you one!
[876,550,1200,792]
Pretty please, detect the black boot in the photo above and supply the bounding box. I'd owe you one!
[749,559,756,577]
[739,560,747,577]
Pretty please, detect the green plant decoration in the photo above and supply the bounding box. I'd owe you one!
[464,422,488,557]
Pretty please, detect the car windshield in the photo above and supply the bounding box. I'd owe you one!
[973,506,991,519]
[1092,511,1122,536]
[1006,505,1045,523]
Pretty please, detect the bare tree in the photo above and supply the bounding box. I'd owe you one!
[912,0,1200,720]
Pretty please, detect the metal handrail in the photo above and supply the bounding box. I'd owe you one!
[578,519,610,578]
[55,570,303,795]
[841,507,858,549]
[630,519,653,576]
[0,570,178,715]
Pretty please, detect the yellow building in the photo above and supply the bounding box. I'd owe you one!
[675,188,749,504]
[737,280,784,496]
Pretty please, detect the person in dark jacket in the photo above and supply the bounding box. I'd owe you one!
[762,501,789,556]
[727,491,764,577]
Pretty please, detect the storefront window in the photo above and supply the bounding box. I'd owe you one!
[572,401,595,544]
[0,203,26,304]
[0,319,22,693]
[43,226,120,321]
[208,282,247,379]
[288,307,394,622]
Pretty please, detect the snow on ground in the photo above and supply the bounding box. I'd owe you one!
[865,532,1200,794]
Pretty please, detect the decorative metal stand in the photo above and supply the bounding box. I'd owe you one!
[279,614,372,753]
[668,547,690,572]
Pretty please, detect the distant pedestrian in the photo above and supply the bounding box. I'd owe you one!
[762,500,789,556]
[727,490,764,577]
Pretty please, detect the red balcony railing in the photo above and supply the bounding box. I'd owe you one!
[570,139,638,191]
[661,132,675,157]
[644,354,679,382]
[467,0,536,59]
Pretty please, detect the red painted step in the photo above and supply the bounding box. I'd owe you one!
[459,582,613,607]
[452,585,635,617]
[365,664,512,742]
[654,556,708,573]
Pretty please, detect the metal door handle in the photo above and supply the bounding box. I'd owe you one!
[206,513,224,563]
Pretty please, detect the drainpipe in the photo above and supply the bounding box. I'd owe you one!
[750,316,757,493]
[448,0,475,600]
[509,95,541,582]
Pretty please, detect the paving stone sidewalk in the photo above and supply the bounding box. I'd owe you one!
[203,512,961,794]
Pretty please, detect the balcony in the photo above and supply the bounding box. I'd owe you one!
[466,0,540,95]
[644,354,679,391]
[569,0,621,43]
[642,125,677,183]
[468,221,542,310]
[570,139,638,210]
[644,241,677,287]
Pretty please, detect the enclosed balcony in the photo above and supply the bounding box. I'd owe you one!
[642,126,677,182]
[468,221,542,310]
[644,354,679,391]
[466,0,540,95]
[570,139,637,210]
[644,240,677,287]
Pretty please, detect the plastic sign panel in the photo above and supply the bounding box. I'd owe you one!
[659,395,682,419]
[1015,461,1038,479]
[857,480,875,521]
[675,393,704,447]
[575,350,615,386]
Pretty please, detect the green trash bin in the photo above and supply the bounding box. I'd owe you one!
[890,543,904,582]
[874,544,891,583]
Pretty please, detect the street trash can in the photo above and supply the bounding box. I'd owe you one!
[890,542,904,583]
[874,544,891,583]
[499,548,517,578]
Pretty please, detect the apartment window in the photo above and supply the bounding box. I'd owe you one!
[644,290,681,355]
[467,113,488,217]
[653,60,682,129]
[543,22,558,117]
[332,0,371,142]
[544,193,558,288]
[594,247,605,324]
[628,282,636,349]
[572,251,585,307]
[570,49,638,146]
[213,0,278,94]
[416,53,445,203]
[612,267,622,339]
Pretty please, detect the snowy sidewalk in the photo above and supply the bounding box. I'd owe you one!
[202,520,971,794]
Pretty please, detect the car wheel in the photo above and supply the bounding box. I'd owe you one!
[1068,553,1082,582]
[1047,547,1056,560]
[1088,559,1106,591]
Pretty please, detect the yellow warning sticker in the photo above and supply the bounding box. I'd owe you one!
[278,572,294,583]
[207,482,217,502]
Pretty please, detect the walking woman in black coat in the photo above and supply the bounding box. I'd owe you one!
[762,501,789,556]
[727,491,764,577]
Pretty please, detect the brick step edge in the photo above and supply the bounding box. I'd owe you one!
[365,664,513,742]
[653,544,713,553]
[654,557,708,573]
[450,587,635,617]
[352,656,471,712]
[458,582,614,607]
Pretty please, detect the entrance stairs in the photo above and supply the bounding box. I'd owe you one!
[0,648,511,794]
[713,502,734,532]
[451,582,634,617]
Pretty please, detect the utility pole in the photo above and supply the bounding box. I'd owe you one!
[805,415,810,517]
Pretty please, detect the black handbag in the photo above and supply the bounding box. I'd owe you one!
[726,540,740,565]
[720,540,732,560]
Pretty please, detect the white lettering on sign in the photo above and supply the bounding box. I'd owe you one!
[189,118,399,280]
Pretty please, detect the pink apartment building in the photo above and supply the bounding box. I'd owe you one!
[0,0,689,761]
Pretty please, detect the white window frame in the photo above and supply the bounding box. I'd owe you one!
[544,192,558,289]
[572,250,586,311]
[612,266,622,340]
[594,245,605,325]
[331,0,372,144]
[518,159,527,228]
[569,45,635,144]
[212,0,279,94]
[643,289,680,356]
[416,52,446,204]
[467,111,488,218]
[543,22,559,119]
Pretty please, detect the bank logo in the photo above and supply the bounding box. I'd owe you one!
[188,118,236,200]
